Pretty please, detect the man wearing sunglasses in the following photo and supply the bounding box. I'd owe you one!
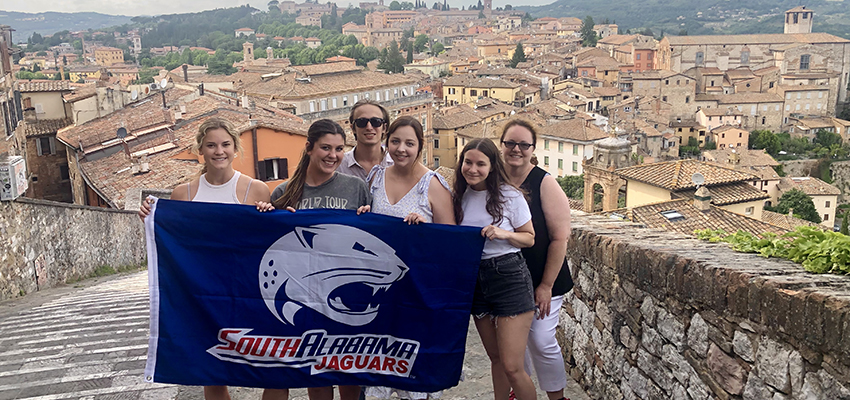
[338,99,394,181]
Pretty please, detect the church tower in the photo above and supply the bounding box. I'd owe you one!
[243,42,254,63]
[785,6,814,34]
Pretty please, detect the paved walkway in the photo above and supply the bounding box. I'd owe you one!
[0,272,589,400]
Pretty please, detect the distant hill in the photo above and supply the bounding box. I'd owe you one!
[518,0,850,39]
[0,10,133,43]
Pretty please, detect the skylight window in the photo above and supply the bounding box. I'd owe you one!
[660,210,685,221]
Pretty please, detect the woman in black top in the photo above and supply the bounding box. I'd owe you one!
[500,119,574,400]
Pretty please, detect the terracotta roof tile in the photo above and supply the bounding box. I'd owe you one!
[666,33,849,46]
[702,148,779,167]
[623,199,789,237]
[778,177,841,196]
[16,80,72,92]
[614,159,758,190]
[238,69,416,99]
[673,182,770,206]
[75,97,309,208]
[762,210,823,231]
[22,118,73,137]
[539,118,608,142]
[57,88,194,150]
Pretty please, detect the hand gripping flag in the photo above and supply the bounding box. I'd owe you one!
[144,199,485,392]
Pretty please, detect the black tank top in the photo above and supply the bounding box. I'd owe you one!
[520,166,574,296]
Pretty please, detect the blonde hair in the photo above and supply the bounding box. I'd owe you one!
[193,118,243,174]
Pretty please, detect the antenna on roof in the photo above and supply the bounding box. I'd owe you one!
[131,90,138,101]
[691,172,705,189]
[159,79,168,89]
[116,127,128,139]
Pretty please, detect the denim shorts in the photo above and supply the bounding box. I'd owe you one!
[471,252,536,318]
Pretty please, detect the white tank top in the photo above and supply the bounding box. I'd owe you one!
[191,171,250,204]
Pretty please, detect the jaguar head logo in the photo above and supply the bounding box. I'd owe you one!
[259,224,408,327]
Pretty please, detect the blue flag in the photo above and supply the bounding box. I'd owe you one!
[144,199,485,392]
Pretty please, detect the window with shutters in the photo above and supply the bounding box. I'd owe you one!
[800,54,810,70]
[37,137,56,156]
[257,158,289,181]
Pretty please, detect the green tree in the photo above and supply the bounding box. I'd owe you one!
[766,189,822,224]
[407,46,413,64]
[509,42,526,68]
[207,59,237,75]
[414,34,429,53]
[841,212,849,235]
[580,16,598,47]
[431,42,444,55]
[557,175,584,199]
[703,141,717,150]
[749,129,781,155]
[389,0,401,10]
[814,129,842,149]
[504,4,511,10]
[478,10,485,18]
[378,40,405,73]
[133,68,159,84]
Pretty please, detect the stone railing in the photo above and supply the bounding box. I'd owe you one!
[560,214,850,399]
[0,197,145,300]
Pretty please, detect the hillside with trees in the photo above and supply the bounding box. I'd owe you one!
[519,0,850,39]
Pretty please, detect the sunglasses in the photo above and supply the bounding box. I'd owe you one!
[502,140,534,151]
[353,117,386,128]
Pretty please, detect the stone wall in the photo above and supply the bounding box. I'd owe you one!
[560,215,850,400]
[0,197,145,300]
[778,159,819,178]
[831,160,850,204]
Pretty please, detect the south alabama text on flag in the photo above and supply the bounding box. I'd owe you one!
[144,199,485,392]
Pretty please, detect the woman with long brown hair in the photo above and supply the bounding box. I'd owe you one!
[256,119,370,400]
[452,138,537,400]
[259,119,370,214]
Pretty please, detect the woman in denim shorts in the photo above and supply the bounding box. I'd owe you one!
[452,138,537,400]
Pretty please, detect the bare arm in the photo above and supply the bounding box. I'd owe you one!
[482,219,534,248]
[535,174,572,317]
[171,183,190,201]
[428,176,456,225]
[243,179,271,204]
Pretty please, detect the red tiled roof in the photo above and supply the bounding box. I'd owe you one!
[614,159,758,191]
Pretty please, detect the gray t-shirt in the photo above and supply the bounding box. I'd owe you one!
[271,172,371,210]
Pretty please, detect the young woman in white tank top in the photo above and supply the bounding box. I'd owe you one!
[138,118,282,400]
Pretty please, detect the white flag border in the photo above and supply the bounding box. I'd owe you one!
[143,197,160,383]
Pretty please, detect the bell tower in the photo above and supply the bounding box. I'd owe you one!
[785,6,814,34]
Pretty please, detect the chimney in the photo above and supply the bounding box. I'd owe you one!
[694,186,711,212]
[198,83,205,96]
[182,64,189,83]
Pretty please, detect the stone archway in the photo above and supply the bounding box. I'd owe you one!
[583,162,627,212]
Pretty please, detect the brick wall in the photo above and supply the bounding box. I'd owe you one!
[561,214,850,399]
[0,197,145,300]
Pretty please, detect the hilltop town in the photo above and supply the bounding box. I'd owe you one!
[1,2,849,237]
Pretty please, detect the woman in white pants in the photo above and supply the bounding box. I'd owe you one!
[499,119,574,400]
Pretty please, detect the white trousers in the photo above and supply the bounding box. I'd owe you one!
[524,295,567,393]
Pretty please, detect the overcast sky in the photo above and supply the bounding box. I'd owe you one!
[5,0,551,16]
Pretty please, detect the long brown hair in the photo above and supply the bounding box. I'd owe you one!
[193,118,243,175]
[273,119,346,209]
[386,116,425,158]
[452,138,515,225]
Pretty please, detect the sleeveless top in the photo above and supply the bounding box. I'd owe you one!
[520,166,574,296]
[368,166,450,223]
[190,171,252,204]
